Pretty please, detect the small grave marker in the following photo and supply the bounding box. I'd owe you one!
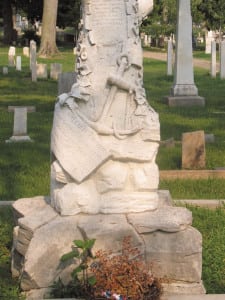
[6,106,36,143]
[182,130,206,169]
[23,46,30,57]
[50,63,62,80]
[211,40,217,78]
[30,40,37,82]
[3,67,8,74]
[37,64,48,79]
[16,56,22,71]
[58,72,77,95]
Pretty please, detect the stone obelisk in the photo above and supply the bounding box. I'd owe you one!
[167,0,205,107]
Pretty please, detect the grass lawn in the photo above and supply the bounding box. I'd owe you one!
[0,45,225,297]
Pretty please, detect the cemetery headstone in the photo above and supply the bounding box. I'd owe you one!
[58,72,77,95]
[220,40,225,79]
[23,46,30,57]
[30,40,37,82]
[211,40,217,78]
[166,0,205,107]
[50,63,62,80]
[8,46,16,66]
[205,30,214,54]
[167,39,173,76]
[6,106,36,143]
[3,67,8,74]
[37,63,48,79]
[11,0,205,297]
[182,130,206,169]
[16,56,22,71]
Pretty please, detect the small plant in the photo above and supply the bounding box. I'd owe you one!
[91,236,162,300]
[50,238,96,299]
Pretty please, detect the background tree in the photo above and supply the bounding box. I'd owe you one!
[38,0,59,57]
[1,0,14,44]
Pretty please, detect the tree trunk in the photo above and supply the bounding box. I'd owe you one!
[3,0,14,45]
[39,0,59,57]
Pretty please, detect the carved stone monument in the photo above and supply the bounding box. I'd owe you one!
[166,0,205,107]
[11,1,205,298]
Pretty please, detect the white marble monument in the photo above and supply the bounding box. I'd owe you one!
[166,0,205,107]
[211,40,217,78]
[11,1,205,298]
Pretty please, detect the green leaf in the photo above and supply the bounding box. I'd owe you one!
[88,275,97,286]
[84,239,96,250]
[74,239,85,249]
[61,249,79,262]
[71,265,83,277]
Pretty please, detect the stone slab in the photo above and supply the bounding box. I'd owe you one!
[165,96,205,107]
[182,130,206,169]
[127,206,192,233]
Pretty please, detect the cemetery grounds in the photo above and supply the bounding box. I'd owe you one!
[0,46,224,298]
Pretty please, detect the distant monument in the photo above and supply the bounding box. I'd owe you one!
[166,0,205,107]
[11,1,205,298]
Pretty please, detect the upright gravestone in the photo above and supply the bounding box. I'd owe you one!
[11,0,205,298]
[16,56,22,71]
[6,106,36,142]
[167,39,173,76]
[220,41,225,79]
[211,40,217,78]
[36,63,48,79]
[3,67,8,74]
[30,40,37,82]
[182,130,206,169]
[23,46,30,57]
[205,30,214,54]
[166,0,205,107]
[8,46,16,66]
[50,63,62,80]
[58,72,77,95]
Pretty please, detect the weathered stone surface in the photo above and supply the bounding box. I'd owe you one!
[12,196,50,219]
[37,63,48,79]
[143,227,203,283]
[21,215,82,290]
[162,281,206,295]
[100,191,159,213]
[127,206,192,233]
[58,72,77,95]
[182,130,206,169]
[50,0,160,215]
[50,63,62,80]
[77,214,144,254]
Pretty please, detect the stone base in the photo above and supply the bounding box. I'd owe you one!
[164,96,205,107]
[11,191,205,298]
[6,135,33,143]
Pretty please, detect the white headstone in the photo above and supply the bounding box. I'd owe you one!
[23,47,30,57]
[211,40,217,78]
[3,67,8,74]
[167,39,173,76]
[6,106,36,143]
[30,40,37,82]
[50,63,62,80]
[167,0,205,106]
[16,56,22,71]
[205,31,214,54]
[220,41,225,79]
[8,46,16,56]
[37,64,48,79]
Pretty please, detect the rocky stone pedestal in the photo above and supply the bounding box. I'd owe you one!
[11,191,205,299]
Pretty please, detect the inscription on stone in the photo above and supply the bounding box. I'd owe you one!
[90,0,126,43]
